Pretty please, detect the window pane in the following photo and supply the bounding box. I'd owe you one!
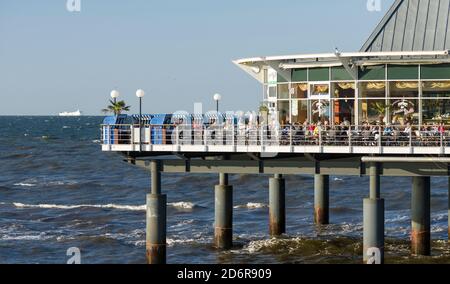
[389,81,419,98]
[359,99,387,124]
[332,82,355,98]
[333,99,355,125]
[422,99,450,124]
[331,66,353,81]
[359,82,386,98]
[277,84,289,99]
[277,101,290,124]
[422,81,450,98]
[310,84,329,97]
[291,83,308,99]
[267,86,277,99]
[292,69,307,82]
[387,65,419,80]
[277,74,288,83]
[309,68,330,81]
[291,100,308,124]
[390,99,418,125]
[421,64,450,80]
[358,65,385,80]
[311,100,331,123]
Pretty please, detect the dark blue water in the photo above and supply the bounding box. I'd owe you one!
[0,116,449,264]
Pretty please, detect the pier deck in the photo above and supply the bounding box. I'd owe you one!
[102,124,450,156]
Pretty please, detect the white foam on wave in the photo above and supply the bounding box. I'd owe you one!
[13,202,146,211]
[13,183,36,187]
[170,219,195,228]
[1,232,52,241]
[234,203,268,209]
[166,236,210,247]
[242,237,304,254]
[168,202,196,209]
[92,139,101,144]
[12,201,198,211]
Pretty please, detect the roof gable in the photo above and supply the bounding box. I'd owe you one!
[361,0,450,52]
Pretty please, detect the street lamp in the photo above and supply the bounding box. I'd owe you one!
[136,89,145,152]
[213,93,222,112]
[111,90,120,104]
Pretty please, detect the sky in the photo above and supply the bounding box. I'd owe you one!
[0,0,395,115]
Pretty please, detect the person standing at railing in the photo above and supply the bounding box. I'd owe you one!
[383,123,393,146]
[372,123,381,146]
[313,122,321,145]
[402,123,412,146]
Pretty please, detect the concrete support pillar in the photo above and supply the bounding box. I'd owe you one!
[363,163,384,264]
[214,173,233,249]
[314,174,329,225]
[411,176,431,256]
[269,174,286,236]
[146,160,167,264]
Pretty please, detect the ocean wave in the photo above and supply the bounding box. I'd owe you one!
[1,232,53,241]
[234,203,268,209]
[13,183,36,187]
[13,203,146,211]
[168,202,197,209]
[12,201,198,211]
[169,219,195,228]
[13,180,79,188]
[166,236,210,247]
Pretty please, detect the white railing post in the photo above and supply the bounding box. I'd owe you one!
[260,125,264,147]
[349,128,352,148]
[290,125,293,147]
[378,126,382,152]
[409,129,413,148]
[319,126,322,147]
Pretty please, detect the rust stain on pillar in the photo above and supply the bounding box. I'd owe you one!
[314,207,328,225]
[146,242,166,264]
[411,229,431,256]
[214,227,232,249]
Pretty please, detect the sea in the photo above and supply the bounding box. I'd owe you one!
[0,116,449,264]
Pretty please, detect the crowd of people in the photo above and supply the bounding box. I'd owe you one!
[277,120,448,147]
[141,115,450,147]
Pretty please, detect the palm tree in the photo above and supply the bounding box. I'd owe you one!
[102,100,131,115]
[370,101,389,116]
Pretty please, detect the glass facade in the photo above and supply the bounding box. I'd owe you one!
[262,64,450,126]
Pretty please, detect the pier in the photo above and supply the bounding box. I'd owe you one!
[118,148,450,264]
[100,0,450,264]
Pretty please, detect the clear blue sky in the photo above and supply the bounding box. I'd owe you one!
[0,0,394,115]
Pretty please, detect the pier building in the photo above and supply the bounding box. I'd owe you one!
[102,0,450,264]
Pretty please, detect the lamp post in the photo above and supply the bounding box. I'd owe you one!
[110,90,120,116]
[136,89,145,152]
[213,93,222,113]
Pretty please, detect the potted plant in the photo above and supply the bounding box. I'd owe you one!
[370,101,389,124]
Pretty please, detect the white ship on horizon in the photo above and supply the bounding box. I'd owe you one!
[59,110,82,117]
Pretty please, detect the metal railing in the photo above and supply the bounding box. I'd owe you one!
[101,124,450,150]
